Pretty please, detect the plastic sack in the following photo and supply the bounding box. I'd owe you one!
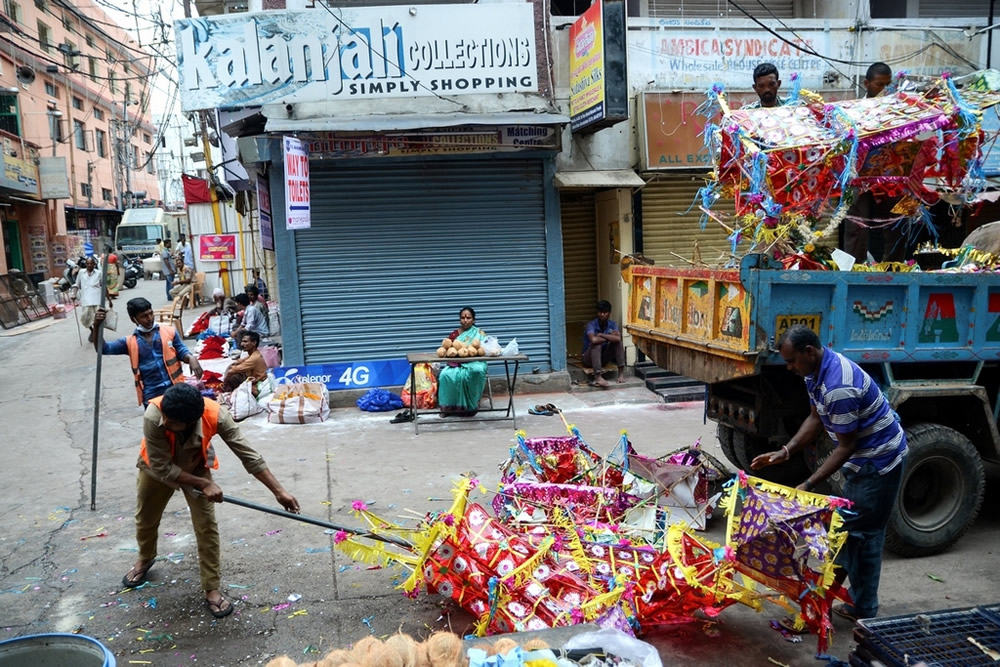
[482,335,502,357]
[356,388,404,412]
[208,315,232,335]
[562,629,662,667]
[501,338,519,356]
[401,363,437,409]
[231,378,264,421]
[266,381,330,424]
[259,344,281,369]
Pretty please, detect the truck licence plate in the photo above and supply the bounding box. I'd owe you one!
[775,314,822,337]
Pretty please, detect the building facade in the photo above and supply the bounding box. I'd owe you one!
[0,0,160,277]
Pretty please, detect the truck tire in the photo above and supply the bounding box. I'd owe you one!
[885,423,985,557]
[802,433,846,496]
[716,423,740,471]
[715,423,809,485]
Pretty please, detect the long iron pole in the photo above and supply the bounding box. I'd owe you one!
[89,254,108,511]
[210,493,413,549]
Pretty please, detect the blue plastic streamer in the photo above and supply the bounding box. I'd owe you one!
[945,75,979,139]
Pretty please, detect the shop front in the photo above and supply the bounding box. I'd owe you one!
[254,127,567,385]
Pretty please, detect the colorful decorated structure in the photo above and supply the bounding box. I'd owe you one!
[695,70,1000,268]
[328,425,852,653]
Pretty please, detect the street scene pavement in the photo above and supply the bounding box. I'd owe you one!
[1,278,998,666]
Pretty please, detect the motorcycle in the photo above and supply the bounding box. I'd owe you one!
[122,259,141,289]
[57,257,85,292]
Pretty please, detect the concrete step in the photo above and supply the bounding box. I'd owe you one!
[634,365,677,380]
[657,384,706,403]
[645,375,703,392]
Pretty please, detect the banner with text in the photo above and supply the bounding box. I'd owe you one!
[175,5,538,111]
[303,126,559,159]
[569,0,605,132]
[284,137,310,230]
[256,174,274,250]
[199,234,238,261]
[274,359,411,391]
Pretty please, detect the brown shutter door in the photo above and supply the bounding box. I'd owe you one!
[560,190,598,357]
[640,175,736,267]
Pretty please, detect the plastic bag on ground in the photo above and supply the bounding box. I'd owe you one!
[356,388,404,412]
[562,629,662,667]
[231,378,264,421]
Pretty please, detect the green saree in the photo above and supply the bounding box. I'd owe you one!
[438,326,487,416]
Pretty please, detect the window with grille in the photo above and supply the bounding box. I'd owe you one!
[44,80,56,96]
[88,57,97,81]
[85,33,94,47]
[0,94,20,136]
[101,187,111,201]
[93,107,103,120]
[145,151,154,173]
[72,96,82,110]
[80,182,91,197]
[73,119,86,150]
[37,20,52,53]
[95,128,106,157]
[131,144,138,168]
[143,132,150,144]
[109,72,116,93]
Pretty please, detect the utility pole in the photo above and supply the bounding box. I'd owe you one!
[87,161,94,208]
[123,95,131,210]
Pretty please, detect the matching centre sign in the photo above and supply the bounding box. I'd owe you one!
[175,5,538,112]
[283,137,310,231]
[199,234,238,261]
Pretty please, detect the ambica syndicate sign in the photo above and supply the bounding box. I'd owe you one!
[175,4,539,112]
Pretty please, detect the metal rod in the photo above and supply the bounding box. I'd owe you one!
[89,254,109,511]
[215,494,414,548]
[71,293,82,346]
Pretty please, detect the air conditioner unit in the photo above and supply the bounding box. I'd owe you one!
[191,151,205,162]
[183,137,199,147]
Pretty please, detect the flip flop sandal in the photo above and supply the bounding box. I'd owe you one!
[832,604,860,623]
[776,617,810,635]
[121,561,155,589]
[389,411,413,424]
[205,593,234,618]
[544,404,561,413]
[528,407,553,416]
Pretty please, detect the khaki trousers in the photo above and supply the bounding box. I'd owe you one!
[135,469,221,591]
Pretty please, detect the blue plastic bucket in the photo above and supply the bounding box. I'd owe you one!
[0,633,115,666]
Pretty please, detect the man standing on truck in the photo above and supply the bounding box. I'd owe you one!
[842,62,906,264]
[743,63,785,109]
[751,325,907,623]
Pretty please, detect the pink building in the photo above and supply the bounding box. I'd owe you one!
[0,0,160,278]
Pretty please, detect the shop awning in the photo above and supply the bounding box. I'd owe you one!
[554,170,645,189]
[6,196,44,205]
[265,111,570,132]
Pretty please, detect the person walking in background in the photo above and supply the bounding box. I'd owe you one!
[252,269,269,301]
[74,256,105,343]
[752,325,907,623]
[582,300,626,387]
[177,234,194,269]
[94,297,204,406]
[161,239,176,301]
[121,383,299,618]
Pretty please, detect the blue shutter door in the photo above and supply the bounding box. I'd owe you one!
[294,158,552,370]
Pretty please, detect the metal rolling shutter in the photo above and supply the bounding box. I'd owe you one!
[917,0,988,17]
[295,159,552,370]
[647,0,794,18]
[560,191,597,357]
[640,175,735,268]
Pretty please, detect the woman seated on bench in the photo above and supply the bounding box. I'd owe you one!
[438,307,488,417]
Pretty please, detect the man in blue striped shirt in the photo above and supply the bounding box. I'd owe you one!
[752,325,907,623]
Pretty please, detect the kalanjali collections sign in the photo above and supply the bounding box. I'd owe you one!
[174,4,538,111]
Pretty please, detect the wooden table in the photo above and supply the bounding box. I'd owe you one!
[405,352,530,434]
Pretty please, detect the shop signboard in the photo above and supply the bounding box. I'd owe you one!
[274,359,410,391]
[0,149,38,194]
[175,4,539,112]
[569,0,627,134]
[303,125,559,159]
[38,157,69,199]
[639,90,849,170]
[283,137,310,230]
[199,234,238,261]
[256,174,274,250]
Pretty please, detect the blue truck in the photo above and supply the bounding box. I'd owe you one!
[625,253,997,556]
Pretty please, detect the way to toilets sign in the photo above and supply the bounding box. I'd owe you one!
[283,136,310,231]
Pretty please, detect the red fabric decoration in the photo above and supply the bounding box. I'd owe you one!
[182,174,212,205]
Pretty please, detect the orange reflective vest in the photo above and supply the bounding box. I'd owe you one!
[140,395,221,470]
[126,324,184,405]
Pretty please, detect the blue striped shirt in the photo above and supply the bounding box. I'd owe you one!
[805,349,907,474]
[103,325,192,403]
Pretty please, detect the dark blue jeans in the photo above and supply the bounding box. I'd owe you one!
[836,459,904,618]
[165,274,174,300]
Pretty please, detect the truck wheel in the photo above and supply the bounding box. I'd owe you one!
[716,423,740,471]
[802,434,846,496]
[885,423,985,557]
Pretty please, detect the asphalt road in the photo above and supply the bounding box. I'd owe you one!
[0,277,997,666]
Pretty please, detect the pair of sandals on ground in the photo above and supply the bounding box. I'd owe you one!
[122,561,233,618]
[528,403,561,416]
